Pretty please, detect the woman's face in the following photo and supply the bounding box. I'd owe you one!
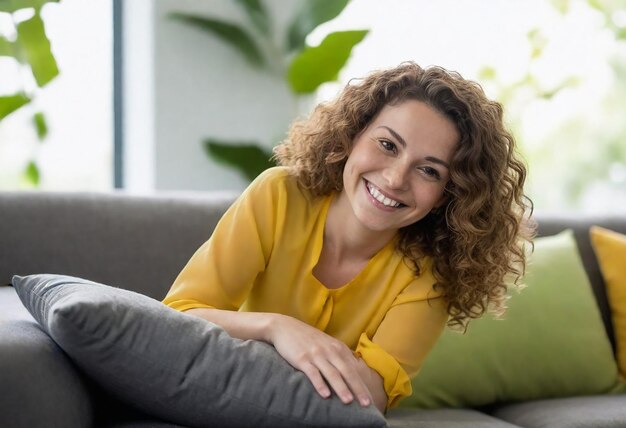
[341,99,459,234]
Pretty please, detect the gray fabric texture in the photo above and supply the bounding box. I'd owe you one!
[386,408,522,428]
[0,285,93,428]
[11,274,387,428]
[490,394,626,428]
[104,420,187,428]
[0,191,236,300]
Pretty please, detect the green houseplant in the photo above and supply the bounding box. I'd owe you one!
[171,0,368,181]
[0,0,60,185]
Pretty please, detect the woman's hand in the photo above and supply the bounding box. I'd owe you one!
[184,308,385,411]
[267,313,373,408]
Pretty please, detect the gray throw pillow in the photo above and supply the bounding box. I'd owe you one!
[11,274,387,428]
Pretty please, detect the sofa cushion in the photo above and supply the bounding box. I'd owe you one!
[386,408,521,428]
[590,226,626,377]
[11,274,386,428]
[535,216,626,351]
[400,230,625,409]
[0,285,93,428]
[489,394,626,428]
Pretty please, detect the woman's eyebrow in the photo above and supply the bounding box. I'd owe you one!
[378,125,407,148]
[377,125,450,169]
[425,156,450,169]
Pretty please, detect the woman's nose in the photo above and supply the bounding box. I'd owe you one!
[382,163,408,190]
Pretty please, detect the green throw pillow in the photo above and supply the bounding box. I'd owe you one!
[400,229,625,409]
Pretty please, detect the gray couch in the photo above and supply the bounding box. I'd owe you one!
[1,190,625,428]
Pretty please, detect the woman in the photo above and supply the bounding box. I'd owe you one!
[163,62,534,413]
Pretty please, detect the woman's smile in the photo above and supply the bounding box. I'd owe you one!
[364,179,405,210]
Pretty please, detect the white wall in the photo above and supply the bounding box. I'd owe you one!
[123,0,302,192]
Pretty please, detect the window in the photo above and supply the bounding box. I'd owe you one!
[0,0,113,191]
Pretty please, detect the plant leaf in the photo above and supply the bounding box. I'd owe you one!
[16,11,59,87]
[585,0,604,11]
[0,35,26,63]
[169,12,265,68]
[0,93,30,120]
[24,160,40,186]
[549,0,570,14]
[478,66,497,81]
[0,35,15,57]
[287,0,350,52]
[0,0,59,13]
[527,28,547,60]
[33,111,47,140]
[538,76,580,100]
[234,0,271,36]
[204,139,275,182]
[288,30,368,94]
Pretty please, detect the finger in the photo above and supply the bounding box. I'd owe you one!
[300,362,332,399]
[328,356,371,407]
[315,359,355,404]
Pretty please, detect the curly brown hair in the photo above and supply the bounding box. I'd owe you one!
[273,62,535,330]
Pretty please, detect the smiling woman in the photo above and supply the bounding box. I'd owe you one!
[163,62,534,415]
[274,63,534,328]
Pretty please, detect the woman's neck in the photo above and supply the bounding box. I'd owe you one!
[324,191,396,263]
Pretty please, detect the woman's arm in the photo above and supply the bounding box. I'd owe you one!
[355,358,387,413]
[185,307,274,341]
[184,308,383,411]
[163,170,281,313]
[358,295,449,409]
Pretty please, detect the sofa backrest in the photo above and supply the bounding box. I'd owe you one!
[0,191,236,300]
[1,191,623,347]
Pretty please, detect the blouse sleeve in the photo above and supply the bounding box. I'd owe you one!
[162,169,282,312]
[354,272,449,409]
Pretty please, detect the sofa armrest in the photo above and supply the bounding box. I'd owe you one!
[0,285,93,427]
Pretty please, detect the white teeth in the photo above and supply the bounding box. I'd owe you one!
[367,183,401,208]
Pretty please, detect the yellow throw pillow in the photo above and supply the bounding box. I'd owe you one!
[590,226,626,377]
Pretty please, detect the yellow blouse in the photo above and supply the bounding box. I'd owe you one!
[163,167,449,408]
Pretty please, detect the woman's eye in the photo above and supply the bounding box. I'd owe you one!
[420,167,441,180]
[379,139,396,153]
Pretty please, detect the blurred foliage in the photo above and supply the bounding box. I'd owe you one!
[171,0,368,182]
[585,0,626,39]
[479,0,626,212]
[0,0,59,186]
[287,30,367,92]
[204,139,275,182]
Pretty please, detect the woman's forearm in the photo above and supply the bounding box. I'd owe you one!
[184,307,276,342]
[355,358,387,413]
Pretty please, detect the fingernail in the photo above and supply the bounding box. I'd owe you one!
[342,394,353,403]
[322,389,331,398]
[360,398,370,406]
